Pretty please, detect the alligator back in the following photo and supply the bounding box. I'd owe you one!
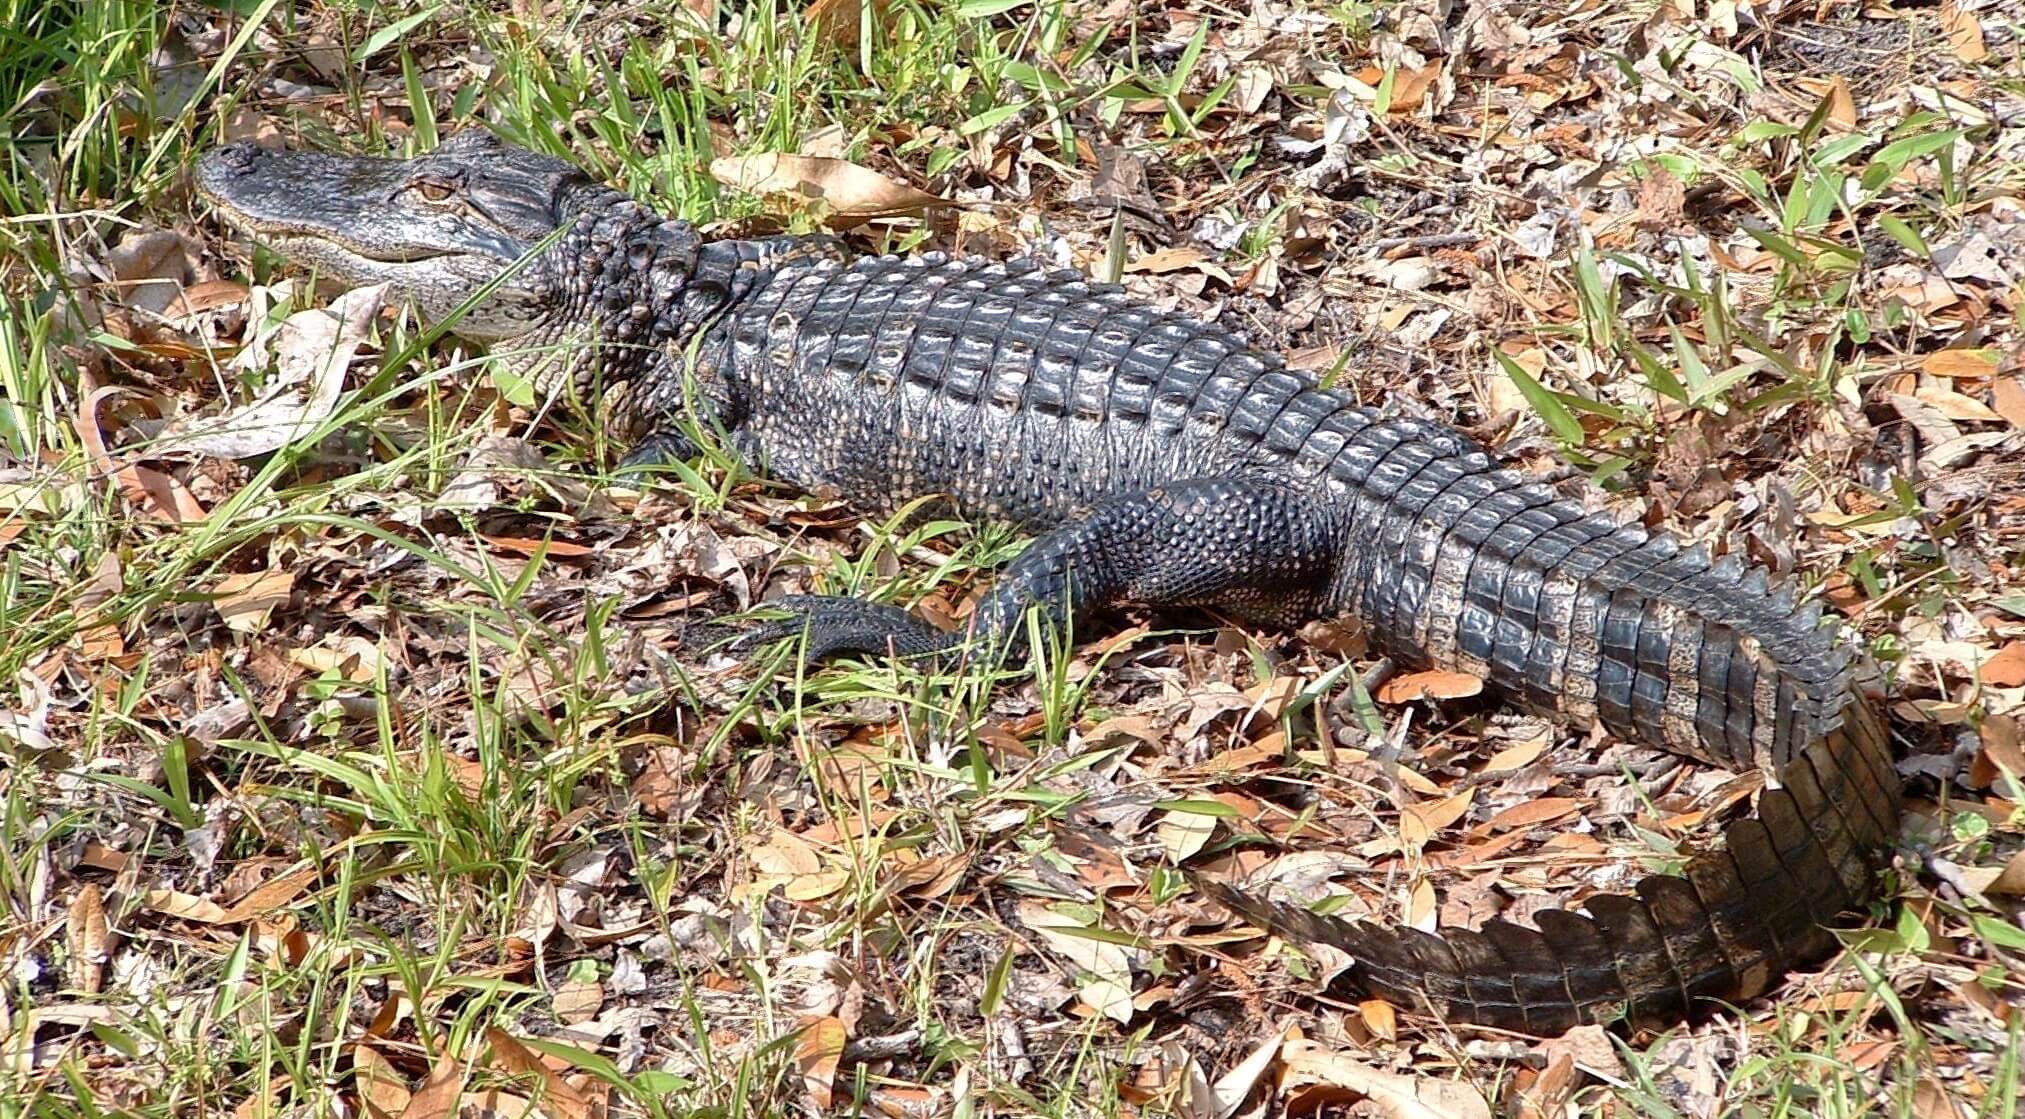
[705,250,1898,1031]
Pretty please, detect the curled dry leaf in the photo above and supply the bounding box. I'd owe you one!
[1211,1028,1286,1119]
[76,384,206,524]
[1279,1038,1491,1119]
[709,152,949,221]
[144,888,230,923]
[67,883,110,994]
[151,282,387,460]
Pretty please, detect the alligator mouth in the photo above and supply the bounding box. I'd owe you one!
[193,184,462,267]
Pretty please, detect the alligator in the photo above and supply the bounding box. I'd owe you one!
[193,127,1903,1035]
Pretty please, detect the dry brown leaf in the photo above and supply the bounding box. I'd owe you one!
[76,384,206,524]
[1516,1053,1576,1119]
[1486,797,1581,831]
[1407,879,1438,932]
[153,283,387,460]
[1915,385,2004,423]
[709,152,948,220]
[485,1027,591,1119]
[163,278,252,321]
[554,976,603,1024]
[1212,1028,1286,1118]
[1923,349,2002,378]
[1982,642,2025,686]
[354,1044,413,1118]
[1991,376,2025,428]
[1400,790,1474,851]
[396,1058,466,1119]
[794,1015,848,1110]
[889,852,968,898]
[1943,0,1989,62]
[1156,808,1219,861]
[1279,1038,1491,1119]
[216,862,322,924]
[144,888,230,923]
[233,1085,281,1119]
[1358,999,1398,1041]
[1481,734,1550,773]
[1987,850,2025,895]
[480,534,595,558]
[67,883,110,994]
[1378,670,1485,703]
[1824,75,1857,129]
[212,568,295,635]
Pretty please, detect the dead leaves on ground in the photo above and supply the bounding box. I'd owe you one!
[12,0,2025,1114]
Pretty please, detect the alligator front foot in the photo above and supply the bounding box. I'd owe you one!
[616,429,702,474]
[725,595,960,662]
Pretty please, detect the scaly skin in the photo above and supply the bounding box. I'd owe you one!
[195,128,1902,1034]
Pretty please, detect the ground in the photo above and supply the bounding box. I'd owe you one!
[2,1,2023,1116]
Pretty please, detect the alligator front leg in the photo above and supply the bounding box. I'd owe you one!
[734,478,1351,663]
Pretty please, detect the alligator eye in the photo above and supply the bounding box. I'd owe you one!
[411,179,457,202]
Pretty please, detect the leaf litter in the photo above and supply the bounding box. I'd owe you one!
[7,0,2025,1115]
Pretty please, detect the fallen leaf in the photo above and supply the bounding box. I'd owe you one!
[67,883,110,994]
[1400,790,1474,851]
[1823,75,1857,129]
[211,568,295,635]
[1212,1028,1286,1118]
[1279,1038,1492,1119]
[1486,797,1581,831]
[1020,900,1141,1025]
[150,283,387,459]
[1993,377,2025,428]
[1378,670,1485,703]
[144,888,230,923]
[479,534,594,558]
[1481,734,1550,773]
[1156,807,1219,861]
[1922,349,2002,378]
[354,1044,413,1117]
[1943,0,1989,62]
[1358,999,1397,1042]
[216,862,321,924]
[76,384,206,523]
[794,1016,848,1110]
[709,152,948,220]
[1982,642,2025,687]
[485,1028,591,1119]
[1915,385,2004,423]
[1988,850,2025,896]
[397,1058,466,1119]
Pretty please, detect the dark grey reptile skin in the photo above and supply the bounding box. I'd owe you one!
[194,129,1903,1034]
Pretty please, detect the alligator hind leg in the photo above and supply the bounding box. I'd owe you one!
[733,477,1351,663]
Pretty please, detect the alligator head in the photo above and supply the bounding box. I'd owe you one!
[194,128,717,423]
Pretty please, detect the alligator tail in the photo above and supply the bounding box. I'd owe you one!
[1200,459,1901,1033]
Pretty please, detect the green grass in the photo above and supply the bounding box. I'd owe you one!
[3,1,2023,1117]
